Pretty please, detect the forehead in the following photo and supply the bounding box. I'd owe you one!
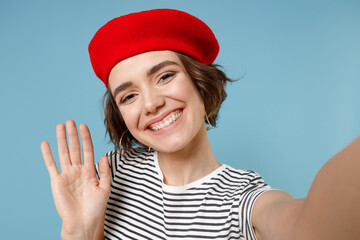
[108,50,181,89]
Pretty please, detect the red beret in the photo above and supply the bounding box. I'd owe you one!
[88,9,219,87]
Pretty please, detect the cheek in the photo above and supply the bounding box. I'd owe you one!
[181,81,204,111]
[167,76,201,102]
[171,79,205,122]
[119,106,140,130]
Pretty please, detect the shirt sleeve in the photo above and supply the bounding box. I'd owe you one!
[238,171,272,240]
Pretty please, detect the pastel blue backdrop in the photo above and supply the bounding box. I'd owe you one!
[1,0,359,239]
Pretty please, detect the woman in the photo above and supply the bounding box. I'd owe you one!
[41,9,360,240]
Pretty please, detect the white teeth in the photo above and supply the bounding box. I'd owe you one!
[149,110,182,131]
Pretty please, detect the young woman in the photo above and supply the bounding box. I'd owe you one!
[41,9,360,240]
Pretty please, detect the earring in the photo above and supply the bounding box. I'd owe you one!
[205,112,214,129]
[119,129,151,165]
[203,102,214,129]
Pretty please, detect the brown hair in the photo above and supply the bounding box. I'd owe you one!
[102,52,235,153]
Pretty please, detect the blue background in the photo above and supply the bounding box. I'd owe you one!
[1,0,359,238]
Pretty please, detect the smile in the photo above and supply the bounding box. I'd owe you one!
[149,110,182,131]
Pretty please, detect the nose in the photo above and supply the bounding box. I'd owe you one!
[142,89,165,115]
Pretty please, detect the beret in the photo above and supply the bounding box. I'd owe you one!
[88,9,219,87]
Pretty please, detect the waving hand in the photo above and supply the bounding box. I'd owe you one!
[41,120,110,239]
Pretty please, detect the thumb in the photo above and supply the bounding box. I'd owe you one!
[98,155,111,192]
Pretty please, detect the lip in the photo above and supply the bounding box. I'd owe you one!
[144,108,183,130]
[145,110,184,135]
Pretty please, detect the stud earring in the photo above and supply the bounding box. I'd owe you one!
[119,129,151,165]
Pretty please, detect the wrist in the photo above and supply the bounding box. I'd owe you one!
[61,225,95,240]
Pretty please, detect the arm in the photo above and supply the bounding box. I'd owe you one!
[298,135,360,240]
[252,136,360,240]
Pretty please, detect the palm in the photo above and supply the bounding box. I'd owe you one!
[41,120,110,233]
[51,165,104,225]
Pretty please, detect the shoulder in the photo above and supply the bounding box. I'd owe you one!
[103,147,154,165]
[221,166,273,239]
[95,147,155,179]
[223,165,270,191]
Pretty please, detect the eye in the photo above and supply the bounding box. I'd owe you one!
[120,93,136,104]
[158,72,176,83]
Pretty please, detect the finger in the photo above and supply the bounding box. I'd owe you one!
[98,156,111,192]
[41,141,59,179]
[66,120,81,165]
[79,124,94,166]
[56,123,71,169]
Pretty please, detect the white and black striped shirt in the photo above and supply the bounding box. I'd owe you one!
[96,148,271,240]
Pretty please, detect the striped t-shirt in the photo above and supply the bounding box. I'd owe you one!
[95,148,271,240]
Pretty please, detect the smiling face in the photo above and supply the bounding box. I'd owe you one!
[108,51,207,153]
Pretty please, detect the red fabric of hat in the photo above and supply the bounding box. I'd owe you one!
[88,9,219,87]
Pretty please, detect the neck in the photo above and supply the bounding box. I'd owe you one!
[157,124,220,186]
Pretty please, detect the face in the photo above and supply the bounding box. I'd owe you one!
[108,51,206,153]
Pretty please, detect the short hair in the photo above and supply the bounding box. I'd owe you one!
[102,52,235,153]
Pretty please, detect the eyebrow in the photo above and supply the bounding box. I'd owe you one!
[112,60,180,100]
[112,81,133,100]
[146,60,179,77]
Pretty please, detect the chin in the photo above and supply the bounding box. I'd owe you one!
[151,137,191,153]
